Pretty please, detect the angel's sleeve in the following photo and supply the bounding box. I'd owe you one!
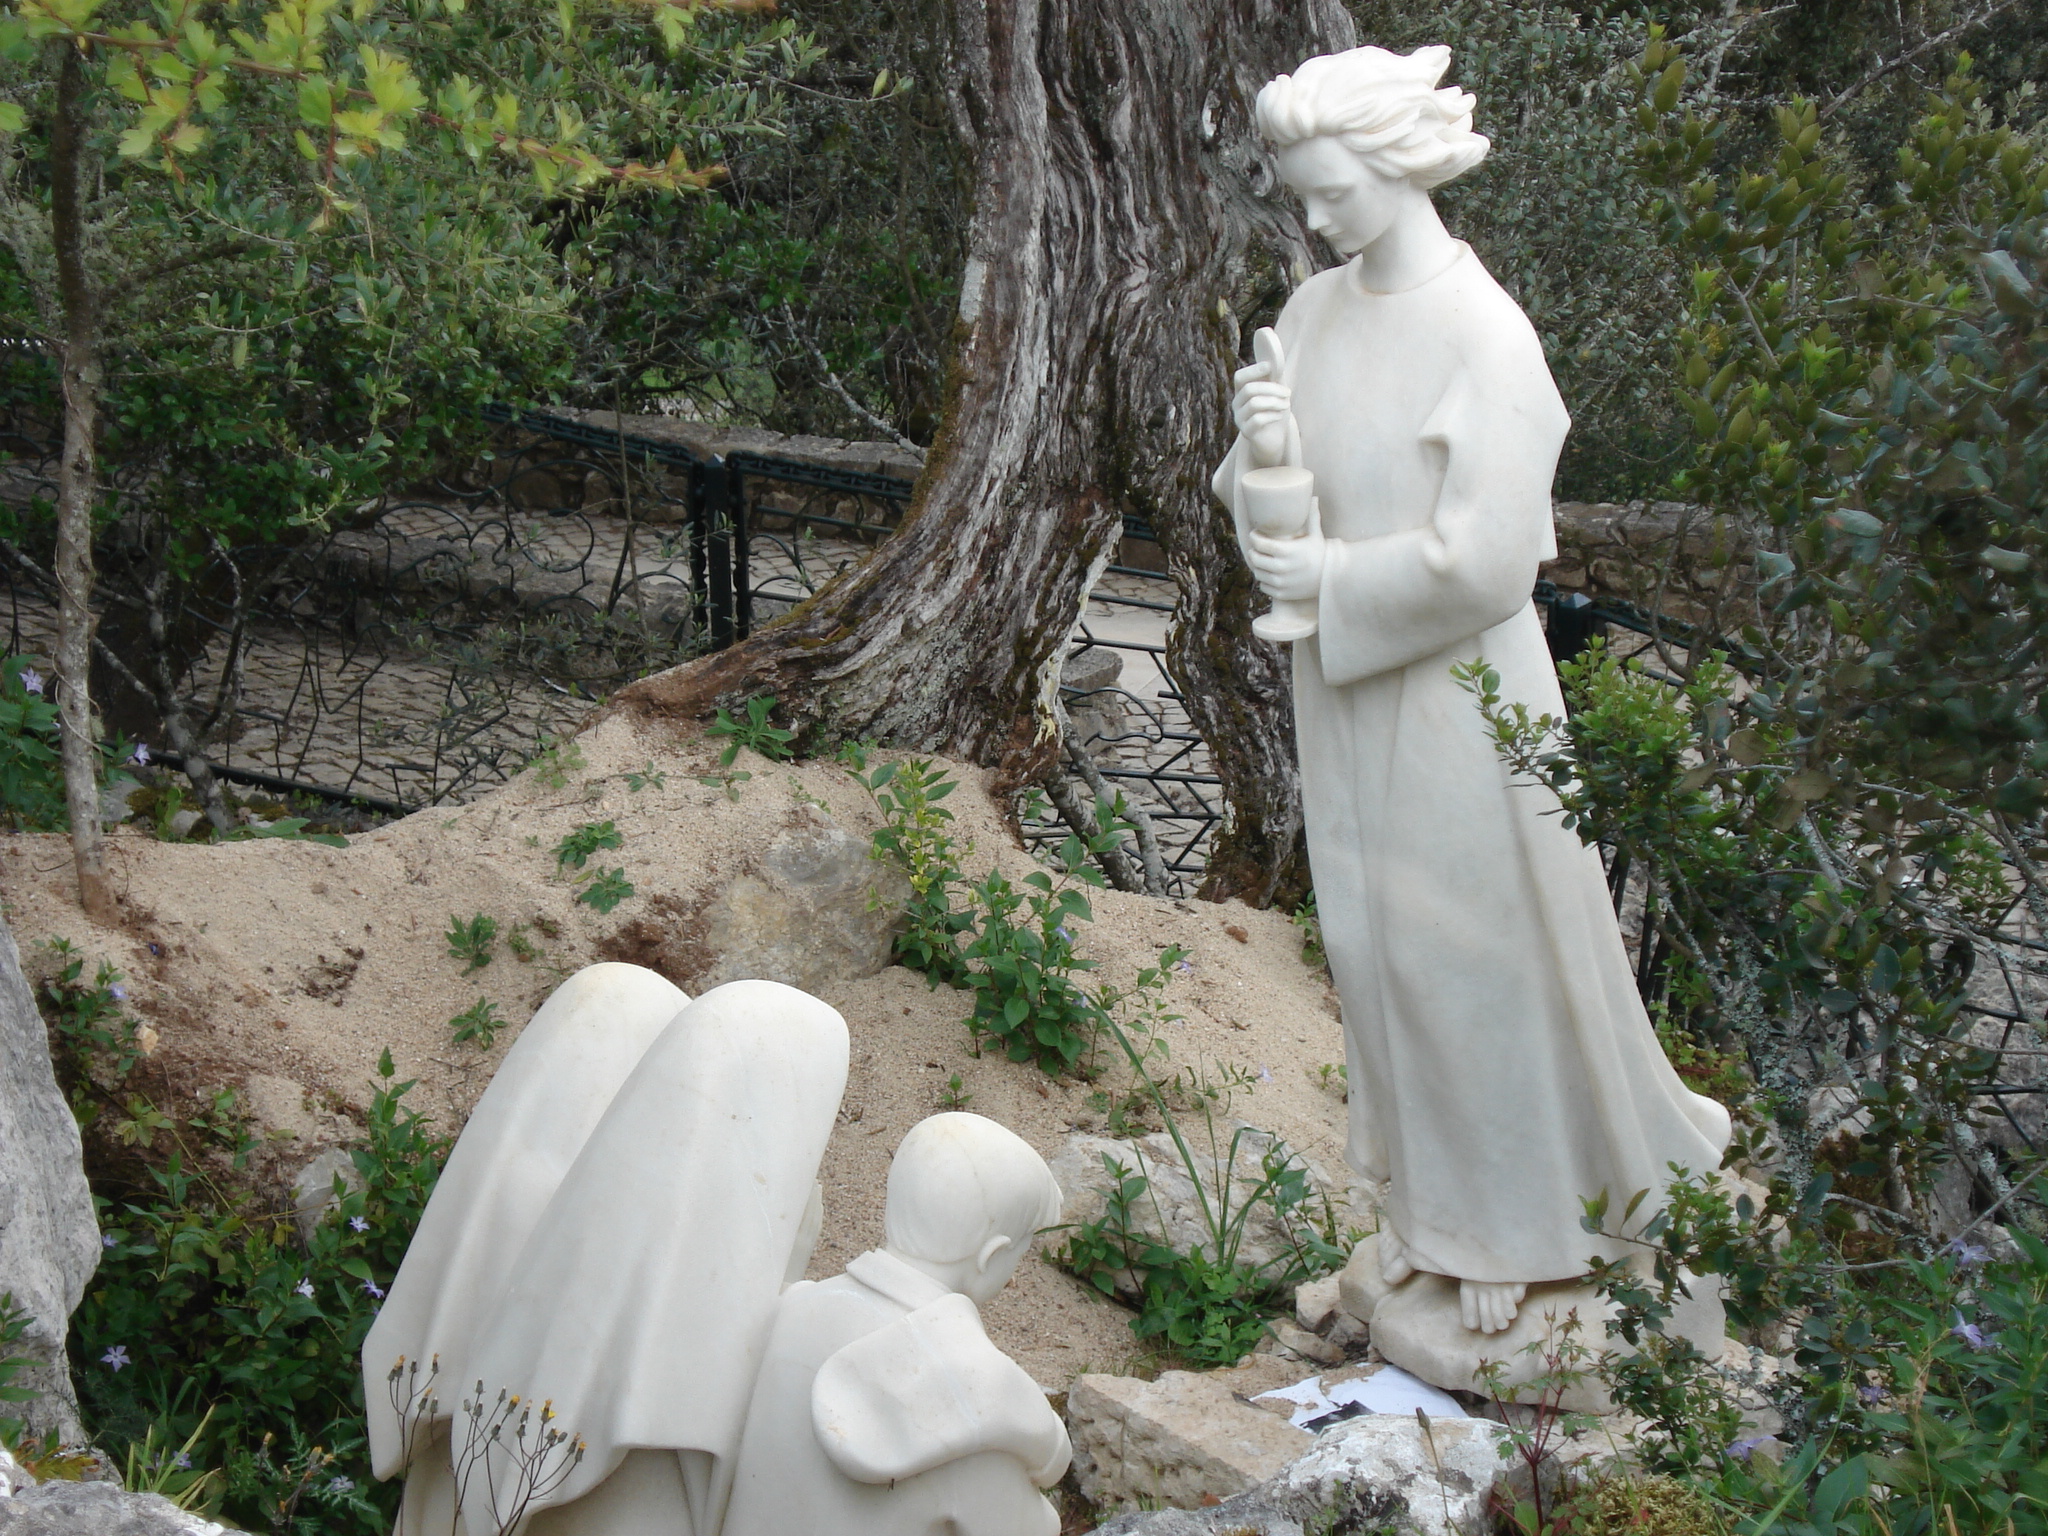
[1314,330,1569,687]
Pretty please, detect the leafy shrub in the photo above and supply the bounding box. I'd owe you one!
[843,747,975,981]
[0,654,62,829]
[71,1048,446,1536]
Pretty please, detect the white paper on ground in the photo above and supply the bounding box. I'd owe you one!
[1254,1363,1469,1429]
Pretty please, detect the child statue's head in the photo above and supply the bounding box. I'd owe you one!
[883,1113,1063,1305]
[1255,46,1488,256]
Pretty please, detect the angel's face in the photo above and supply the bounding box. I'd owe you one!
[1277,136,1411,256]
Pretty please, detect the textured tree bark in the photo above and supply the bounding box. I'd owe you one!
[49,44,113,919]
[605,0,1349,904]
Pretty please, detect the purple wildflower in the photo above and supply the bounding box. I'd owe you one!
[295,1280,315,1299]
[349,1216,369,1233]
[101,1345,131,1371]
[1951,1313,1989,1349]
[326,1476,355,1494]
[1258,1065,1274,1083]
[1945,1238,1989,1269]
[17,667,42,695]
[129,743,151,766]
[1175,958,1194,973]
[108,983,126,1001]
[173,1453,191,1471]
[1054,925,1074,942]
[363,1278,386,1299]
[1727,1437,1768,1461]
[100,1232,116,1249]
[1858,1383,1885,1404]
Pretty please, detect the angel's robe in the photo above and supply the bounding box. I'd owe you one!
[1214,243,1731,1284]
[722,1249,1069,1536]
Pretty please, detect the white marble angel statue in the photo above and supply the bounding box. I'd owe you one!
[365,970,848,1536]
[1213,45,1732,1338]
[723,1113,1070,1536]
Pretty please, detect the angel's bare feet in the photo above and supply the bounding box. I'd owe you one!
[1378,1228,1415,1286]
[1459,1279,1527,1334]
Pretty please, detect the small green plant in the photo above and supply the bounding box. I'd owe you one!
[1292,894,1326,970]
[120,1407,224,1511]
[845,749,974,980]
[1311,1062,1347,1099]
[448,998,505,1049]
[937,1072,973,1111]
[626,762,666,792]
[575,869,635,915]
[959,868,1103,1075]
[697,768,753,800]
[0,1291,37,1452]
[506,926,541,963]
[706,695,795,765]
[525,735,587,789]
[553,820,623,871]
[1478,1317,1599,1536]
[445,914,498,974]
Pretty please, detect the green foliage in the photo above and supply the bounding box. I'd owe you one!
[1053,1021,1348,1369]
[1576,1166,2048,1536]
[575,867,635,915]
[1291,893,1325,970]
[707,695,796,765]
[40,939,148,1130]
[625,762,667,793]
[447,997,503,1050]
[0,654,60,829]
[553,819,623,872]
[0,1290,34,1450]
[443,913,497,974]
[842,746,974,980]
[525,737,588,790]
[958,869,1102,1075]
[72,1048,448,1536]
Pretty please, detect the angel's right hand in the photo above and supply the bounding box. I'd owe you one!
[1231,362,1292,467]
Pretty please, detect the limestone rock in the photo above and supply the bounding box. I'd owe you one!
[1089,1413,1511,1536]
[0,914,97,1443]
[290,1148,365,1245]
[1294,1275,1342,1333]
[0,1442,30,1498]
[0,1480,243,1533]
[693,809,908,995]
[1067,1357,1309,1510]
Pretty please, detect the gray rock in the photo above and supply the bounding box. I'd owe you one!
[0,914,98,1443]
[0,1480,242,1533]
[1061,646,1124,695]
[694,809,908,995]
[290,1148,365,1245]
[1090,1414,1510,1536]
[97,776,145,826]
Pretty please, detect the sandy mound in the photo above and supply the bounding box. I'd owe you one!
[0,713,1352,1387]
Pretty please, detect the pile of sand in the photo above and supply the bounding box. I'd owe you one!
[0,712,1354,1387]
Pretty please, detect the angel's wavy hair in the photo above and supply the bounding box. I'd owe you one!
[1255,45,1489,190]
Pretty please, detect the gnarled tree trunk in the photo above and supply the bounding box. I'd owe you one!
[607,0,1350,905]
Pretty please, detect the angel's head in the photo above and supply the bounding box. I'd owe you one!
[884,1113,1063,1305]
[1255,46,1488,255]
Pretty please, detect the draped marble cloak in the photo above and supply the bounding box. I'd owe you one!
[1214,245,1730,1284]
